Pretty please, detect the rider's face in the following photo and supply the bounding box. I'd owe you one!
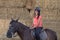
[35,10,38,16]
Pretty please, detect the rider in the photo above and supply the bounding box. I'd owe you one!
[30,7,47,40]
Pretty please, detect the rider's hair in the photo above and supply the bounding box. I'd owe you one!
[34,7,40,19]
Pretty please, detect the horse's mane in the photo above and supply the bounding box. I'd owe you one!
[18,22,30,30]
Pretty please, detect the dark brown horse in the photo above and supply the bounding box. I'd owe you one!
[6,19,57,40]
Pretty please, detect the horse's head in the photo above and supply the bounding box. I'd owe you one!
[6,18,19,38]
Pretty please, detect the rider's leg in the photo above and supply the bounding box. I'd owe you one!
[35,27,43,40]
[39,31,47,40]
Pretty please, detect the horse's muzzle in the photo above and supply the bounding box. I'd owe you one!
[6,31,12,38]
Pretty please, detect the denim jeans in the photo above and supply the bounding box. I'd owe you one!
[39,31,47,40]
[34,27,47,40]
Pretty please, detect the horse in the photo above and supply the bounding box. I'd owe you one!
[6,19,57,40]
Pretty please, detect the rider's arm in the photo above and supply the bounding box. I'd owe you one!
[37,16,43,27]
[30,19,35,29]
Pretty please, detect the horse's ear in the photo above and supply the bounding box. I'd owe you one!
[16,17,20,22]
[11,18,14,20]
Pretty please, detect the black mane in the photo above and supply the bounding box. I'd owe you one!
[17,22,30,30]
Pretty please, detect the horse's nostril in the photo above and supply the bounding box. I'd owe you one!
[6,31,12,38]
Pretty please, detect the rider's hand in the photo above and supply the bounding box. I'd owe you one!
[30,27,35,29]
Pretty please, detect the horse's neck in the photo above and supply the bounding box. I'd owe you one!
[17,30,23,39]
[16,23,30,39]
[17,28,30,40]
[16,27,24,39]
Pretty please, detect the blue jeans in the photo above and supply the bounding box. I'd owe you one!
[39,30,47,40]
[34,27,47,40]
